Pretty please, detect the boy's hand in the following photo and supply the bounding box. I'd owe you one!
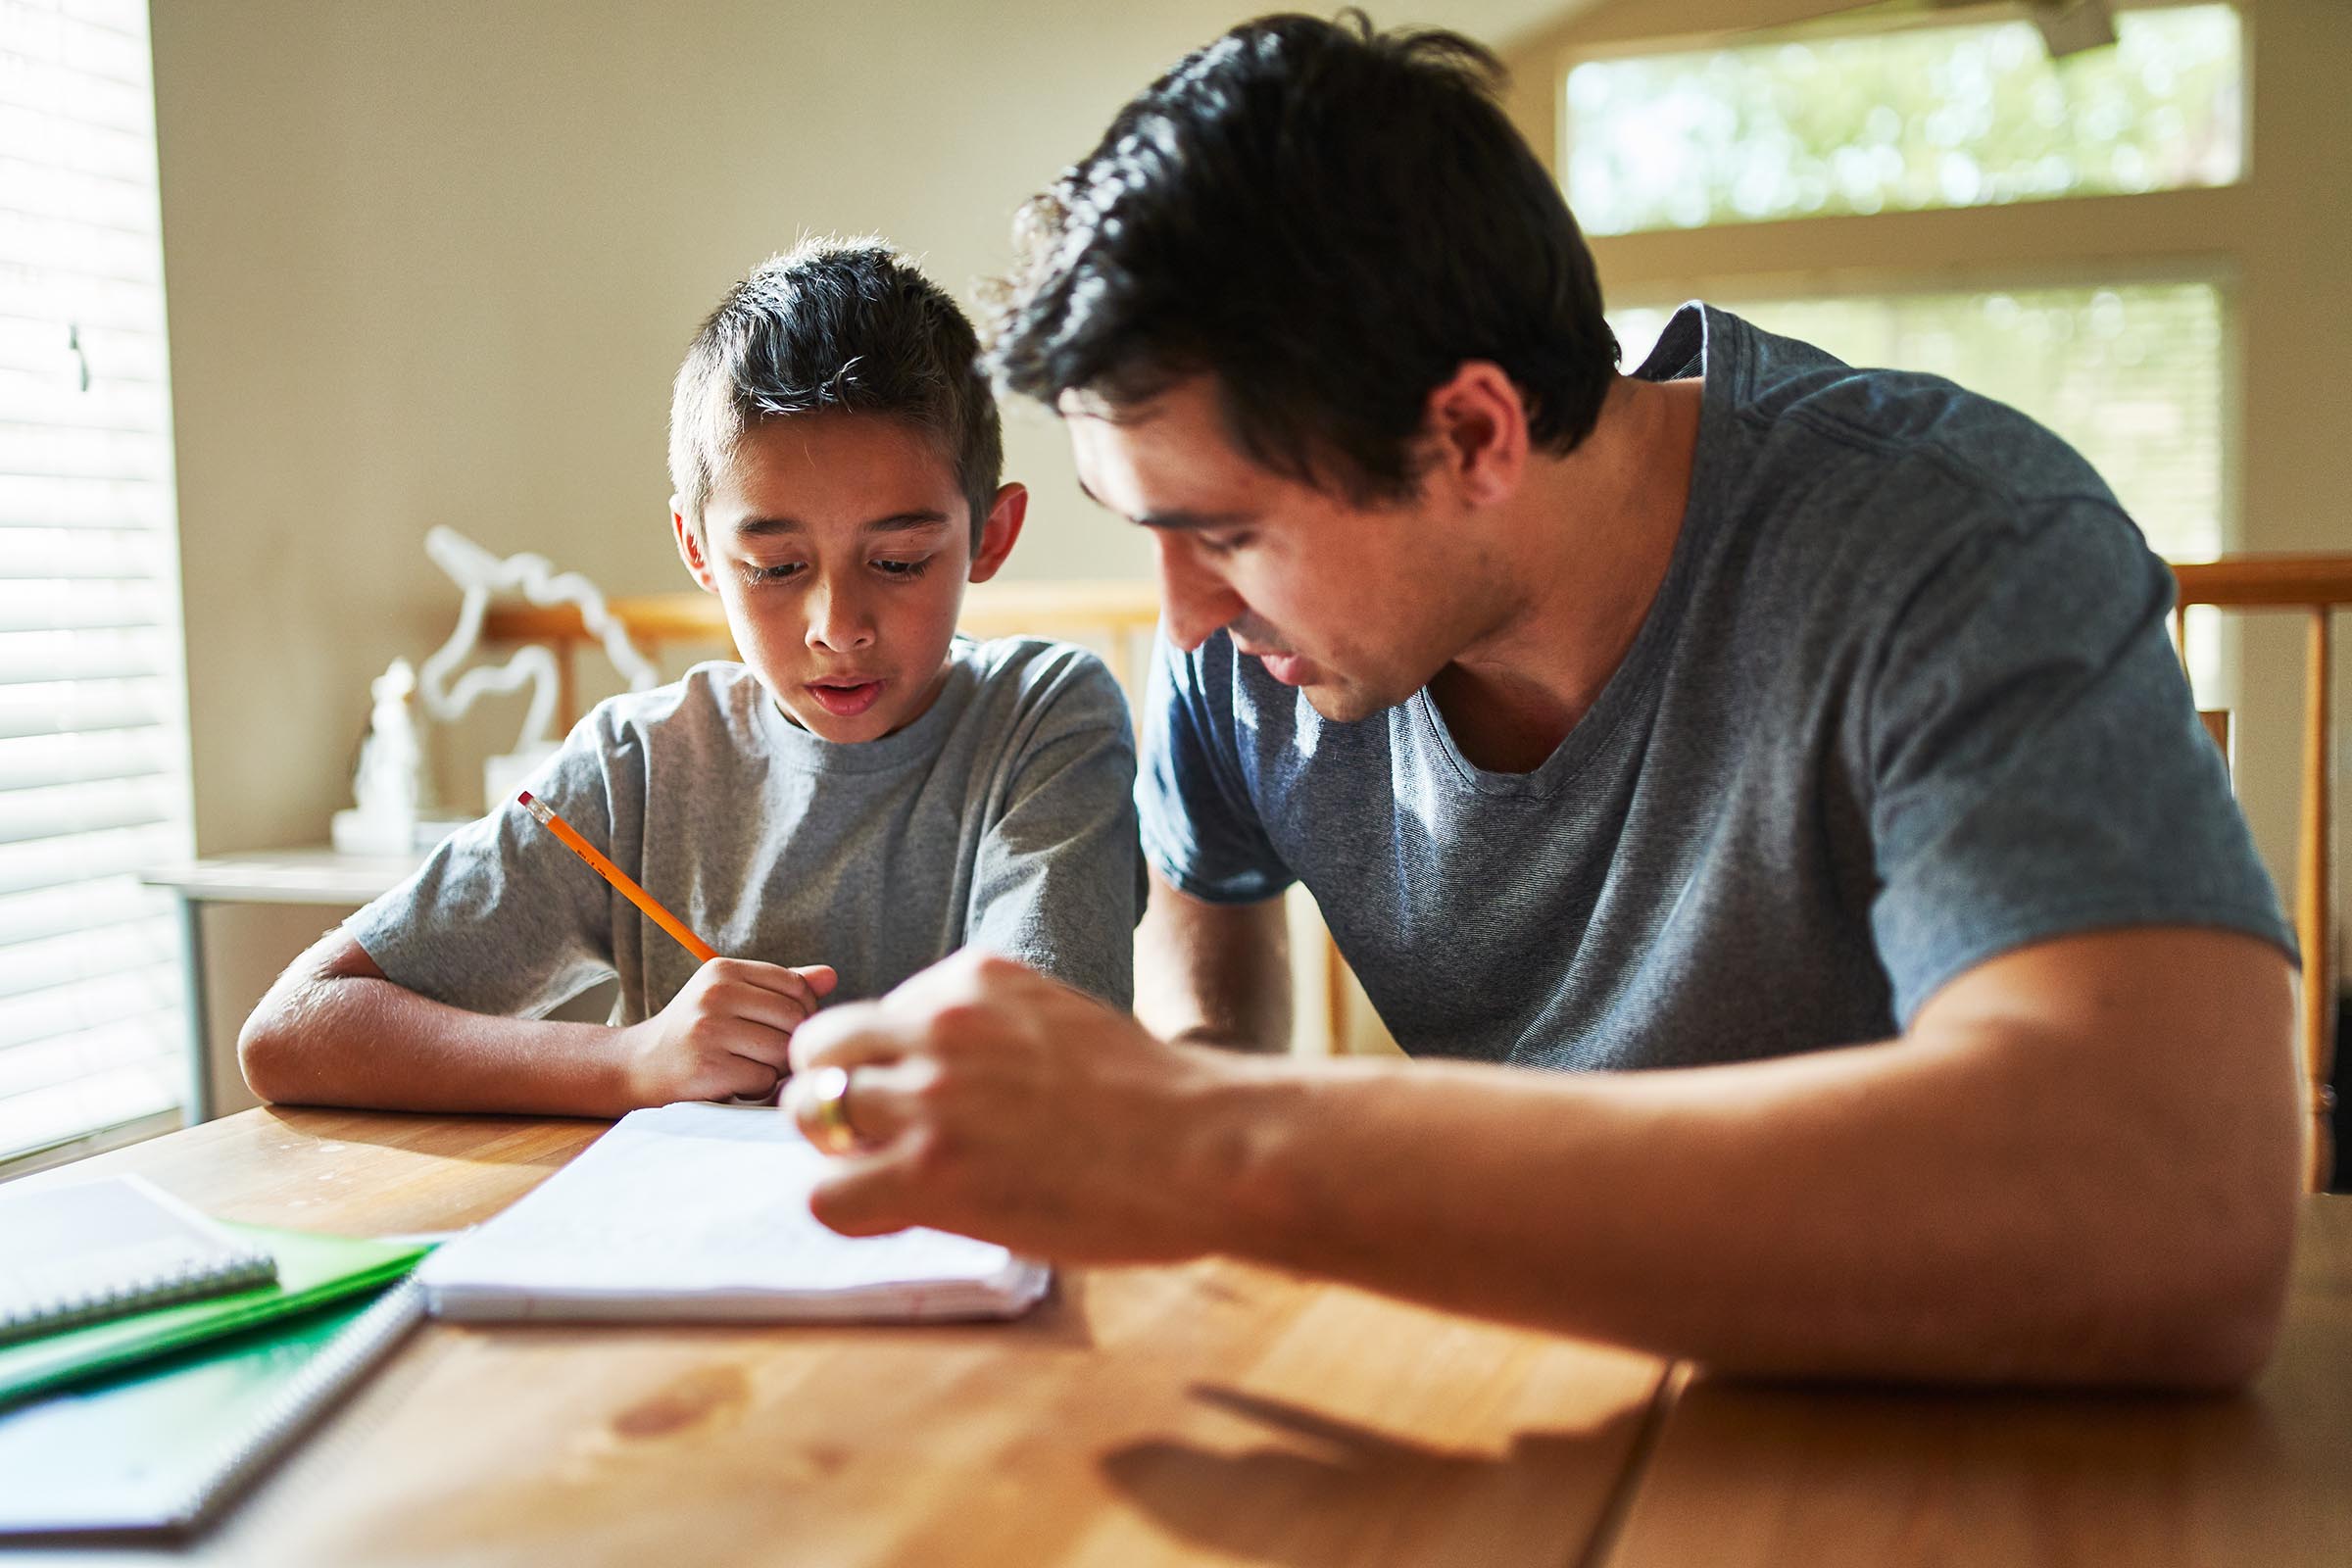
[618,958,838,1106]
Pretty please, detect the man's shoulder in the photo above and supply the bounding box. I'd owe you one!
[1696,304,2119,521]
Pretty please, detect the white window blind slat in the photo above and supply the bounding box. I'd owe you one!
[0,271,168,334]
[0,528,171,577]
[0,318,167,382]
[0,727,171,795]
[0,423,172,481]
[0,677,169,739]
[0,578,168,630]
[0,102,150,182]
[0,1059,178,1159]
[54,0,147,36]
[0,820,183,898]
[0,625,172,683]
[0,372,168,431]
[0,871,160,948]
[0,1006,178,1100]
[0,910,173,1003]
[0,473,173,530]
[0,958,177,1053]
[0,773,174,847]
[0,154,157,232]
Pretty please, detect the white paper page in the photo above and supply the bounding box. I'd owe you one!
[417,1103,1046,1320]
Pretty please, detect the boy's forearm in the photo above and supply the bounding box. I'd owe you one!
[240,974,637,1117]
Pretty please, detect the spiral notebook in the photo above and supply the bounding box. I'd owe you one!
[0,1175,277,1345]
[0,1280,424,1538]
[417,1102,1052,1322]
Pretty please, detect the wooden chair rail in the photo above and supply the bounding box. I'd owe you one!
[2172,553,2351,1191]
[484,559,2348,1177]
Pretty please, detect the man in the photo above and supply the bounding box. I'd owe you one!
[783,13,2302,1387]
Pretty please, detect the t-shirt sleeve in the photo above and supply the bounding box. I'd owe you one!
[965,653,1144,1009]
[1862,499,2293,1024]
[1136,629,1295,904]
[343,717,624,1017]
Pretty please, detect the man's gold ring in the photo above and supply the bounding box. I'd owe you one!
[804,1065,860,1155]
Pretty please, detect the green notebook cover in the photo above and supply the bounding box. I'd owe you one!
[0,1280,426,1537]
[0,1223,429,1410]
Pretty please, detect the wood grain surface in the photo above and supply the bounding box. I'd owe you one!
[1599,1198,2352,1567]
[3,1106,1668,1567]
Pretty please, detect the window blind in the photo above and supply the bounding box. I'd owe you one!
[0,0,190,1164]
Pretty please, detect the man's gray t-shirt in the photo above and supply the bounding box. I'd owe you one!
[1140,303,2291,1068]
[352,636,1141,1021]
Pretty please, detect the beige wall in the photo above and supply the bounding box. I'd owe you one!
[148,1,1584,1069]
[1504,0,2352,942]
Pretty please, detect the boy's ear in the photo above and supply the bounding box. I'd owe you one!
[672,497,718,594]
[966,483,1027,584]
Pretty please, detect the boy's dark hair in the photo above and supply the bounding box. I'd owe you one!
[983,10,1618,505]
[671,237,1003,545]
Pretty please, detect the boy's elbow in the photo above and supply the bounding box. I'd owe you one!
[236,1004,298,1104]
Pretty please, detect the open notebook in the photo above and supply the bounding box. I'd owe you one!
[416,1102,1051,1323]
[0,1176,276,1344]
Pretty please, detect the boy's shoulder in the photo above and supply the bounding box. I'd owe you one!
[572,662,772,759]
[952,635,1133,736]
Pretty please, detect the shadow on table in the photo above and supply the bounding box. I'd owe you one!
[1101,1383,1640,1566]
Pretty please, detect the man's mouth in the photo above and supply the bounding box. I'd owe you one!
[806,678,886,717]
[1237,643,1310,686]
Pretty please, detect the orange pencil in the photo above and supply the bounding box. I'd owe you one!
[515,790,718,963]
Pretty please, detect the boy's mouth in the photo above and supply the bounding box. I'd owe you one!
[806,678,887,718]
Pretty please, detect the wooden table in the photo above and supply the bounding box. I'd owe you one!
[4,1110,2346,1566]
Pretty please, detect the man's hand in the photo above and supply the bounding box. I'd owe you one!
[783,949,1249,1261]
[618,957,838,1105]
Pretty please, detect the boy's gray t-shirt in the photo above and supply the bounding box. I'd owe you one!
[351,636,1141,1019]
[1141,303,2291,1068]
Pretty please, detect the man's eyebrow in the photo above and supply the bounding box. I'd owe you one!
[734,511,954,538]
[1071,474,1249,531]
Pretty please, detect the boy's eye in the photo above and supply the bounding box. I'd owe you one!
[741,561,805,585]
[1200,531,1254,559]
[872,557,933,579]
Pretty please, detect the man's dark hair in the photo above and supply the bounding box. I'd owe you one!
[671,237,1003,545]
[983,11,1618,505]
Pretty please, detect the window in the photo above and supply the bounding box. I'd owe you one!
[1565,3,2243,234]
[0,0,191,1166]
[1563,3,2244,694]
[1610,278,2230,564]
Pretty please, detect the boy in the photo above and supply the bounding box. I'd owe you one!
[239,238,1142,1114]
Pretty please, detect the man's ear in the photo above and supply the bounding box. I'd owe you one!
[1423,362,1528,508]
[672,497,718,594]
[966,482,1028,584]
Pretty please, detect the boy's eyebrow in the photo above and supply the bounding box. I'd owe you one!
[734,511,955,538]
[1072,474,1250,531]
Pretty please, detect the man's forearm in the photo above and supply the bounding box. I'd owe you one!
[240,974,633,1116]
[1181,934,2301,1387]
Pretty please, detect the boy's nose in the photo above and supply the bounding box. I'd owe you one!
[1154,535,1245,653]
[805,582,876,651]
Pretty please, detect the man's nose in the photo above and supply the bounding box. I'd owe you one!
[1153,535,1246,653]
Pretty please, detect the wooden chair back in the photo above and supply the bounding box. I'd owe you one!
[2172,553,2352,1191]
[483,559,2348,1178]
